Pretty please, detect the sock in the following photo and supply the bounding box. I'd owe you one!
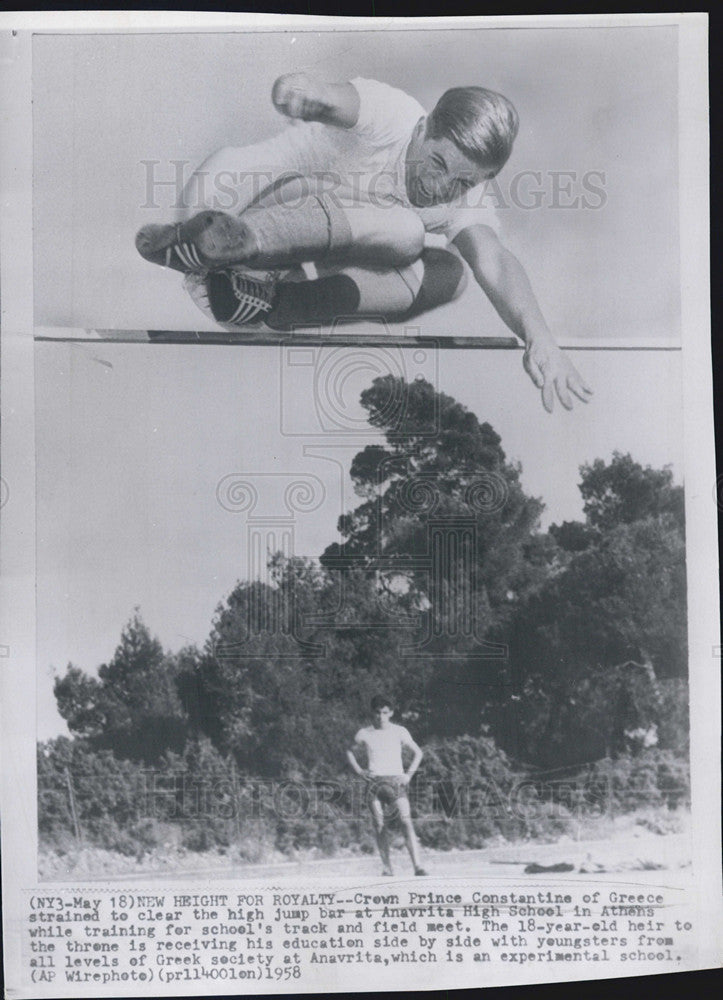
[265,274,361,330]
[405,247,465,317]
[243,194,353,267]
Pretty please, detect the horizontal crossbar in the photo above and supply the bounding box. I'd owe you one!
[34,329,682,351]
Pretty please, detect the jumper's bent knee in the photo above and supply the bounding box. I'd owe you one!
[385,209,425,264]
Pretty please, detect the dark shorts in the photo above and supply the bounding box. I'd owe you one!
[368,776,408,808]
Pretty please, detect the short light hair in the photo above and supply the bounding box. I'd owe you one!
[426,87,520,177]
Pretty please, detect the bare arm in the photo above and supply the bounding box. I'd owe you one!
[272,73,360,129]
[346,741,370,780]
[178,75,356,220]
[453,224,593,412]
[401,736,423,784]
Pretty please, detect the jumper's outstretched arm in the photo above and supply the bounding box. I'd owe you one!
[454,223,593,412]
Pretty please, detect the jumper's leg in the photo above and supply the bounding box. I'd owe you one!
[137,176,427,273]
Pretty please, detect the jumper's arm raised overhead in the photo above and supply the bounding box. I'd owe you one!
[272,73,361,129]
[177,75,359,221]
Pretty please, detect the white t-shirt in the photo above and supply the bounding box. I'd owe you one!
[231,77,500,243]
[354,723,418,777]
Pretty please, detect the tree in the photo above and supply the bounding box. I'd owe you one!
[54,611,189,762]
[579,451,684,533]
[317,376,553,737]
[517,516,686,677]
[177,556,426,775]
[497,455,687,767]
[549,519,595,553]
[322,376,545,638]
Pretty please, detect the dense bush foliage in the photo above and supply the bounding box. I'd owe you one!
[39,733,689,858]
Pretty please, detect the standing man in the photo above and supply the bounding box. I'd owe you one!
[347,695,427,877]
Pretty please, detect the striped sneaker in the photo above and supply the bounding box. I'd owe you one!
[136,213,228,273]
[184,266,279,328]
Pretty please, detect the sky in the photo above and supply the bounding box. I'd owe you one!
[31,22,685,737]
[35,343,684,739]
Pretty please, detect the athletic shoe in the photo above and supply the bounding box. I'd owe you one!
[136,217,213,273]
[184,266,279,329]
[414,867,428,876]
[136,211,258,273]
[207,268,279,326]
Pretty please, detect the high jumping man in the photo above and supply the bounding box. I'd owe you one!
[136,73,592,413]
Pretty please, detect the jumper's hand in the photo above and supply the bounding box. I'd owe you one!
[272,73,329,122]
[523,336,593,413]
[399,773,411,787]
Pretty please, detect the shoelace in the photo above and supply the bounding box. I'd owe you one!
[164,223,207,271]
[228,270,276,324]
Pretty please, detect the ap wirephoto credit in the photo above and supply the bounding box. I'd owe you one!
[1,11,720,998]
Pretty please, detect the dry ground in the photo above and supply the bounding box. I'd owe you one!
[39,808,692,884]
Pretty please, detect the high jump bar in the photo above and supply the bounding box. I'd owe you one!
[33,329,683,350]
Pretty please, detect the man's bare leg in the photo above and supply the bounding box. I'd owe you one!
[137,177,426,273]
[369,798,393,876]
[201,246,467,328]
[395,797,426,876]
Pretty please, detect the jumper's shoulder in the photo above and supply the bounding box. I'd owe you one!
[349,76,425,144]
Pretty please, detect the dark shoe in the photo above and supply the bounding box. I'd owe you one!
[205,267,278,326]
